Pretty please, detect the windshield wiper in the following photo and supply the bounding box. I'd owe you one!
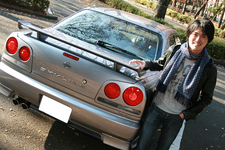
[96,40,143,60]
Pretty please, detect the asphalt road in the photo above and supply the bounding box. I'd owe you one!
[0,0,225,150]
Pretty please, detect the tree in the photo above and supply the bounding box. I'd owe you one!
[178,0,182,12]
[207,6,221,21]
[220,21,225,29]
[190,0,197,14]
[154,0,171,19]
[172,0,177,7]
[182,0,188,14]
[219,7,225,28]
[194,1,207,19]
[200,0,208,16]
[218,0,225,28]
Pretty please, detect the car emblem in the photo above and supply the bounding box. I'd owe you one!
[63,62,71,69]
[40,66,86,88]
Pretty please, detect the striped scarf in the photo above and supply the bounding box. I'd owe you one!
[156,42,209,107]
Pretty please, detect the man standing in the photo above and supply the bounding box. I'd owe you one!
[129,18,217,150]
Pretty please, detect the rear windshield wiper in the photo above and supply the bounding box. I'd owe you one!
[96,40,143,60]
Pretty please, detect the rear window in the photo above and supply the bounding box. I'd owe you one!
[54,10,162,61]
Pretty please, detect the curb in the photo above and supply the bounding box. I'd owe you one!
[0,3,58,20]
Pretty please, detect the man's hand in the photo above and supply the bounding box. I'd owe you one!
[129,59,146,70]
[180,113,184,119]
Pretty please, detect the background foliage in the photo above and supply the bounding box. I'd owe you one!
[100,0,225,61]
[0,0,50,14]
[1,0,224,61]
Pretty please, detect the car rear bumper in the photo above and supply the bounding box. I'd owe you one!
[0,62,140,150]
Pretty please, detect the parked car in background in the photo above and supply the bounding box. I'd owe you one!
[0,7,180,150]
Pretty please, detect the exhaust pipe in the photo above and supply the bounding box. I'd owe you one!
[21,102,31,109]
[12,97,31,109]
[12,97,25,105]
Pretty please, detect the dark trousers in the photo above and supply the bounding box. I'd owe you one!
[136,103,184,150]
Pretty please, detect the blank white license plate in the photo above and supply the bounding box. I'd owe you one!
[39,96,72,123]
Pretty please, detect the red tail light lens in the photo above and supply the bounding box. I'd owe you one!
[63,52,79,61]
[104,83,121,99]
[19,46,30,61]
[123,87,143,106]
[6,37,18,54]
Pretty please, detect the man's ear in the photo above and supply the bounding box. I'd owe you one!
[186,35,189,41]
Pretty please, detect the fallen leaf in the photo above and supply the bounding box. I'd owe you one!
[75,132,79,136]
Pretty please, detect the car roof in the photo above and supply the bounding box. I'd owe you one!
[86,7,176,34]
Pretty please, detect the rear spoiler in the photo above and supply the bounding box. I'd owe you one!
[18,20,144,77]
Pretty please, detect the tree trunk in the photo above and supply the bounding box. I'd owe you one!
[194,1,207,19]
[215,0,219,7]
[153,0,171,19]
[191,0,197,14]
[219,6,225,28]
[178,0,182,12]
[172,0,176,7]
[220,21,225,29]
[182,0,188,14]
[212,15,217,21]
[207,8,211,17]
[200,4,206,16]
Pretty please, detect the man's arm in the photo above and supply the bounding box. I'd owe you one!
[144,46,176,71]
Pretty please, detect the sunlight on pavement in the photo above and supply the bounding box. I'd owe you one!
[214,68,225,105]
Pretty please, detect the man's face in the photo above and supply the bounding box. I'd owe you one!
[188,27,208,55]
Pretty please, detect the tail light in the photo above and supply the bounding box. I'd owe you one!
[63,52,79,61]
[123,87,143,106]
[104,83,121,99]
[6,37,18,54]
[19,46,30,61]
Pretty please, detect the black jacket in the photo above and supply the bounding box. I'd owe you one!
[144,45,217,121]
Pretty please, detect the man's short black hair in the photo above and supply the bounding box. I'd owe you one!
[186,18,215,44]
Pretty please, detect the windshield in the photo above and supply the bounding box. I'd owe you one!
[54,10,162,61]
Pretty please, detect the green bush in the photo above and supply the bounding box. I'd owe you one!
[132,0,157,10]
[175,28,187,43]
[207,38,225,61]
[166,9,193,24]
[185,16,193,24]
[176,14,185,22]
[104,0,152,19]
[167,9,178,18]
[0,0,50,13]
[139,0,147,5]
[215,28,225,38]
[148,1,157,10]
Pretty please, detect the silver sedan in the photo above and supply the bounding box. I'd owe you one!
[0,7,180,150]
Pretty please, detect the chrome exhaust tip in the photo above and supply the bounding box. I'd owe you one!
[12,97,25,105]
[21,102,31,109]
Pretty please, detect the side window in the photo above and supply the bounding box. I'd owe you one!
[169,35,176,46]
[169,34,181,46]
[175,35,181,45]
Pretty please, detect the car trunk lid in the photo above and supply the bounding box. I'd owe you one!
[20,32,140,100]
